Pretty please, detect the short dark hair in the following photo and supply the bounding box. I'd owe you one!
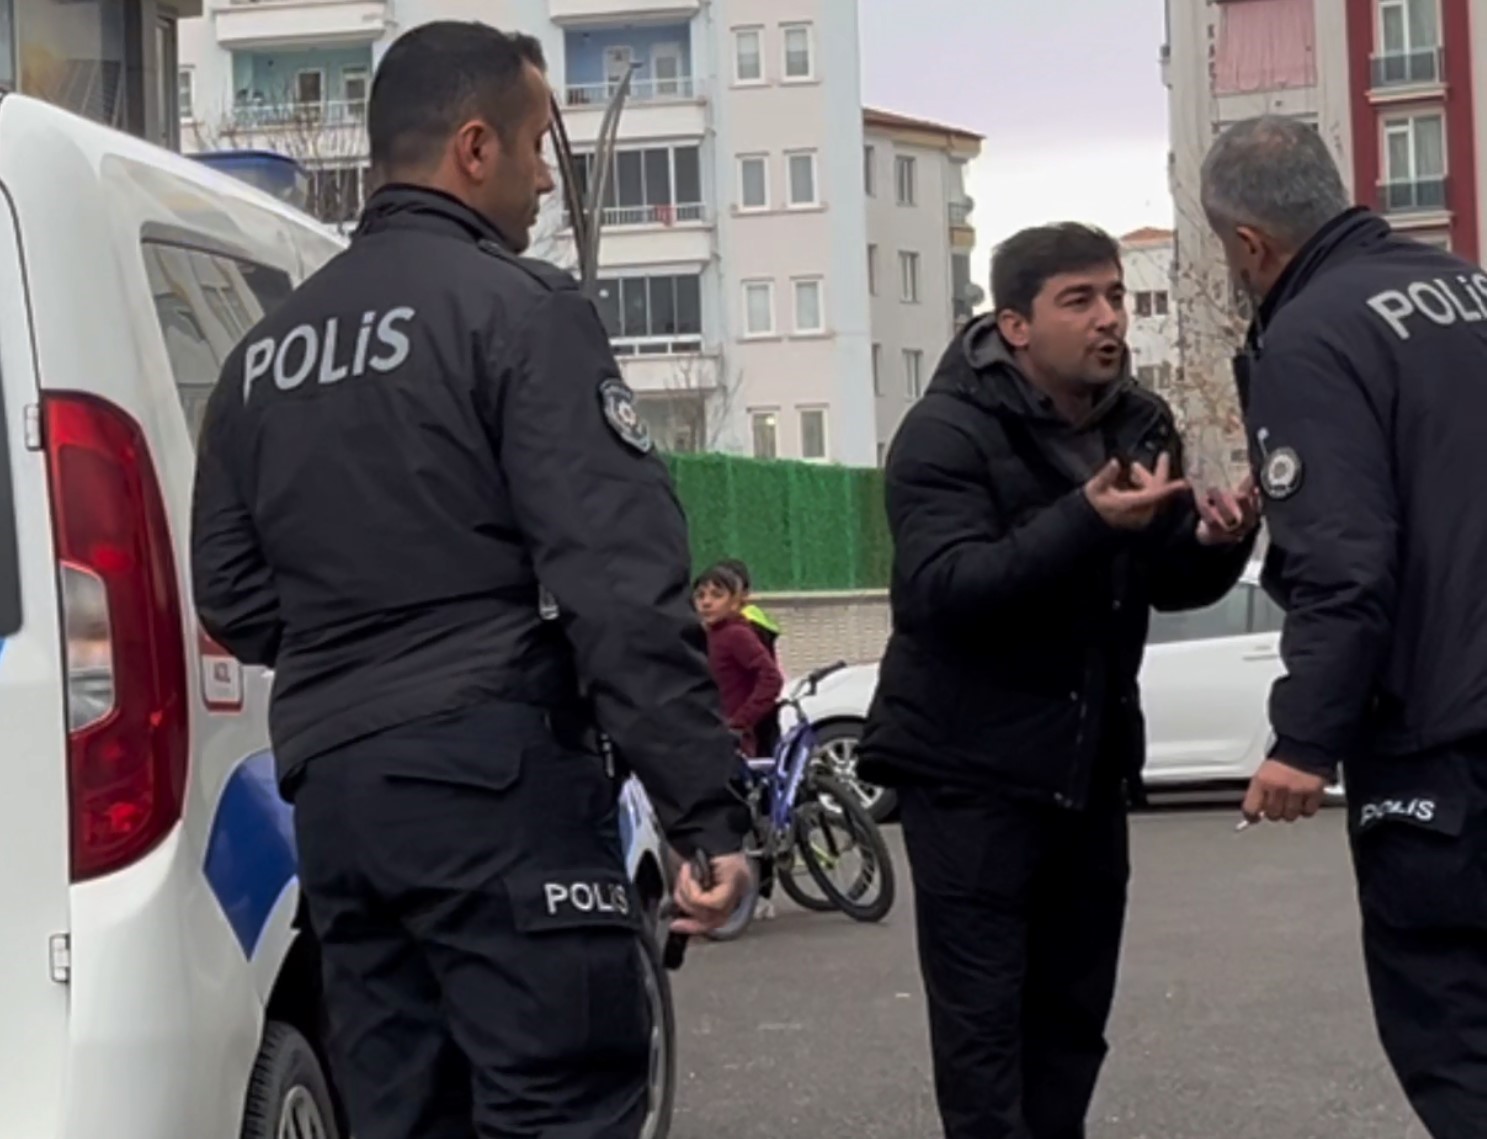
[991,223,1122,317]
[695,564,744,595]
[368,21,547,177]
[717,558,752,591]
[1201,115,1351,250]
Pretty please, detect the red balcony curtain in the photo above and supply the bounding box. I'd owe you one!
[1213,0,1318,94]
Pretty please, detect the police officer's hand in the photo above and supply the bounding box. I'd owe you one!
[1242,759,1329,823]
[1196,474,1262,546]
[1084,454,1188,531]
[670,852,755,936]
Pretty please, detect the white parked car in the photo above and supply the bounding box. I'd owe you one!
[797,564,1285,819]
[0,93,677,1139]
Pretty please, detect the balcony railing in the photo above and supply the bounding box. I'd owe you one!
[565,76,699,107]
[230,98,366,129]
[1371,47,1444,89]
[568,202,707,228]
[1380,176,1448,214]
[948,200,973,226]
[612,335,706,357]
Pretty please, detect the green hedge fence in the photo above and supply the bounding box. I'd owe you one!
[662,453,892,593]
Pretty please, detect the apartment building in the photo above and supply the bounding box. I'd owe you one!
[179,0,885,466]
[862,107,982,461]
[1165,0,1485,463]
[1120,226,1178,392]
[2,0,194,146]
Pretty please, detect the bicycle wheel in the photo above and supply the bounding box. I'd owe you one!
[797,775,896,923]
[776,841,835,913]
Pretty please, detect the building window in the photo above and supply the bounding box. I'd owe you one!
[734,27,763,83]
[572,145,705,225]
[739,154,769,210]
[872,343,883,396]
[1133,290,1169,317]
[594,274,704,353]
[793,278,824,334]
[743,280,775,337]
[783,23,814,80]
[1414,231,1452,250]
[799,407,828,460]
[867,244,879,295]
[178,67,195,120]
[1375,0,1441,86]
[787,150,818,207]
[864,144,876,196]
[751,410,779,459]
[295,69,324,107]
[895,155,917,205]
[900,251,921,303]
[904,349,924,398]
[342,65,369,110]
[1382,113,1446,212]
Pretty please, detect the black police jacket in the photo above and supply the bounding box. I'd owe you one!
[858,322,1253,807]
[191,186,746,857]
[1239,207,1487,775]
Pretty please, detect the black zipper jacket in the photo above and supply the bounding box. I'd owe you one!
[190,186,748,858]
[1239,207,1487,774]
[859,321,1253,806]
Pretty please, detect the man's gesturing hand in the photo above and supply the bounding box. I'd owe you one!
[1242,759,1329,824]
[1196,474,1262,546]
[670,852,755,936]
[1084,453,1188,531]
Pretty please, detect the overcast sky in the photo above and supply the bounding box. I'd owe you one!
[859,0,1173,289]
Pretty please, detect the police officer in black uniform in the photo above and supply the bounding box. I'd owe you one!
[1202,115,1487,1137]
[190,22,752,1139]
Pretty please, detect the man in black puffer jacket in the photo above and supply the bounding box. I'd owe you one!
[859,223,1259,1139]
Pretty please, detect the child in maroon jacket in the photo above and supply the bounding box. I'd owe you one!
[694,563,784,757]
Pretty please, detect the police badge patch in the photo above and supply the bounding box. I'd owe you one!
[599,376,652,454]
[1260,446,1303,500]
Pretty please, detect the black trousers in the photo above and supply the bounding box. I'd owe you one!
[899,782,1130,1139]
[1348,744,1487,1139]
[292,701,651,1139]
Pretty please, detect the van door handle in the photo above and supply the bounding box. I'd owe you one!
[1243,649,1280,662]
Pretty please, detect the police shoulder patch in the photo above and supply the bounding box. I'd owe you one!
[1260,445,1304,500]
[599,376,653,454]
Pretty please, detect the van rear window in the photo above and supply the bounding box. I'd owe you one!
[0,375,20,638]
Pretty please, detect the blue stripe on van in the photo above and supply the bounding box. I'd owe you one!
[203,750,298,958]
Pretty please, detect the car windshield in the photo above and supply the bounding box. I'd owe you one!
[0,366,18,639]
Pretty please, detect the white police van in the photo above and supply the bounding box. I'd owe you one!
[0,93,678,1138]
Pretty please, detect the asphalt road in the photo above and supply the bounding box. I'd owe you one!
[668,803,1427,1139]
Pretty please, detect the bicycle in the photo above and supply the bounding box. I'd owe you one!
[706,660,896,940]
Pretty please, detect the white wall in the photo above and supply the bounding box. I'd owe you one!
[863,126,955,457]
[1121,238,1177,389]
[709,0,872,465]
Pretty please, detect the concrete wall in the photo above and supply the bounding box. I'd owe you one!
[760,589,889,678]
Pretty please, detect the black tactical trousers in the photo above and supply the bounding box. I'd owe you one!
[899,779,1129,1139]
[1348,742,1487,1139]
[292,701,651,1139]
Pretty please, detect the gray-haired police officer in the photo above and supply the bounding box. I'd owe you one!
[190,22,752,1139]
[1203,115,1487,1138]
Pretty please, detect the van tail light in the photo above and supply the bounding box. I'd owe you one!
[44,393,189,882]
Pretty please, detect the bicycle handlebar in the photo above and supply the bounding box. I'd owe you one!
[781,659,849,711]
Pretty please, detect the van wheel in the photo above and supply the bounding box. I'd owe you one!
[241,1022,341,1139]
[640,923,678,1139]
